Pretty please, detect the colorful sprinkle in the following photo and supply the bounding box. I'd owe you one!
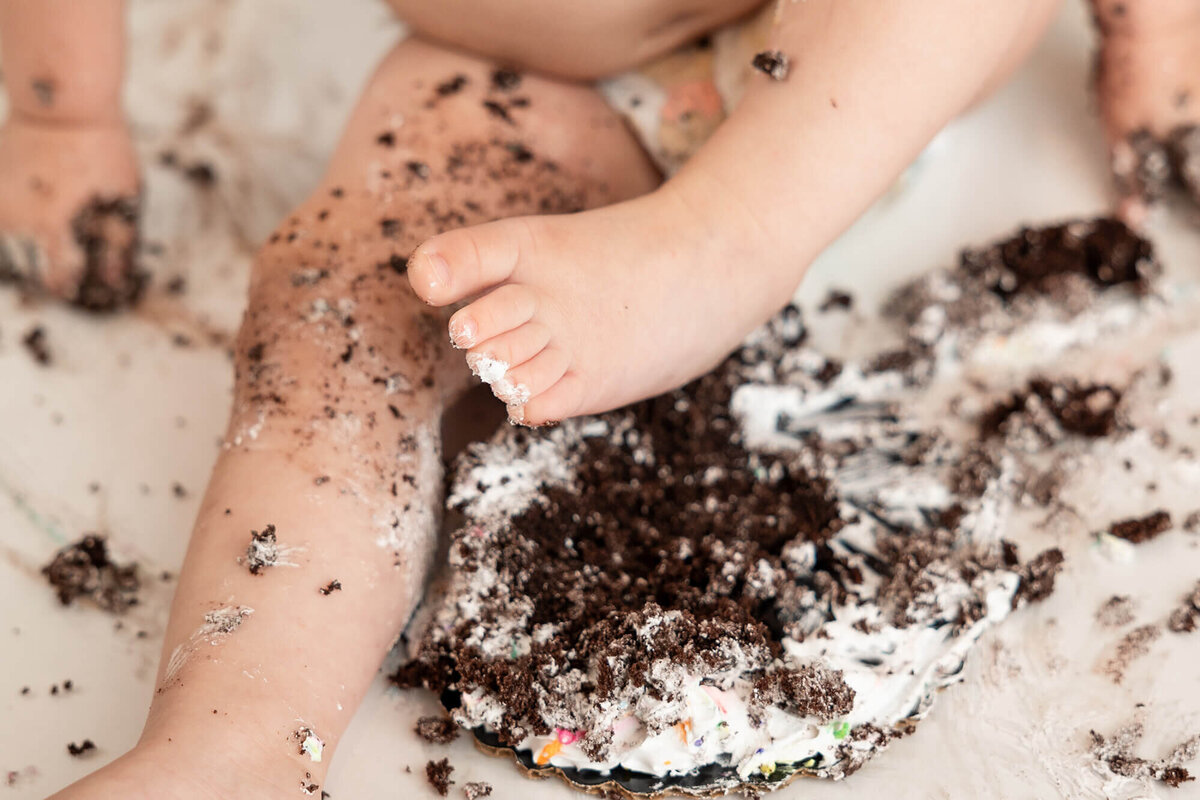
[675,720,692,745]
[759,762,776,776]
[555,728,580,745]
[535,740,561,766]
[832,721,850,739]
[693,738,704,747]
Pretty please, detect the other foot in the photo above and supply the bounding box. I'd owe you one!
[0,116,144,310]
[1091,0,1200,223]
[408,192,795,425]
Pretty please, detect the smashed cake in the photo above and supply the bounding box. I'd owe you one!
[396,219,1159,796]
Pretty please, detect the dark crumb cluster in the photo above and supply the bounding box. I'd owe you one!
[244,524,281,575]
[66,740,96,757]
[21,325,52,365]
[1107,510,1173,544]
[1167,582,1200,634]
[415,715,460,745]
[959,218,1156,300]
[462,781,493,799]
[42,534,140,613]
[69,196,147,312]
[398,350,859,757]
[425,758,455,796]
[751,50,791,81]
[979,378,1123,440]
[319,579,342,596]
[1090,720,1198,789]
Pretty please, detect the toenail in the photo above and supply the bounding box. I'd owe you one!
[419,250,451,292]
[450,317,478,349]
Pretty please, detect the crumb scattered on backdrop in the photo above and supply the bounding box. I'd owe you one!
[1090,719,1198,788]
[1101,624,1161,684]
[22,325,52,365]
[1167,582,1200,634]
[415,715,459,745]
[1108,511,1173,544]
[1095,595,1137,628]
[426,758,454,796]
[66,740,96,758]
[463,782,492,799]
[42,535,139,613]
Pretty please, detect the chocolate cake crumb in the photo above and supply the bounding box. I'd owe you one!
[42,535,139,613]
[818,289,854,312]
[462,781,492,799]
[752,50,791,81]
[22,325,51,365]
[172,482,188,499]
[1090,720,1198,788]
[1095,595,1136,628]
[491,68,521,91]
[1013,548,1065,607]
[481,100,511,123]
[244,524,285,575]
[1183,511,1200,533]
[1102,624,1160,684]
[1108,511,1172,544]
[66,740,96,757]
[406,161,431,180]
[376,131,396,147]
[165,275,187,295]
[436,74,468,97]
[415,715,459,745]
[960,218,1155,299]
[69,196,146,312]
[425,758,454,796]
[1166,582,1200,634]
[979,378,1122,440]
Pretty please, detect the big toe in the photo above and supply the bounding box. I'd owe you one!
[408,217,534,306]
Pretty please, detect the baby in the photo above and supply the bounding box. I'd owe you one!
[1,0,1196,797]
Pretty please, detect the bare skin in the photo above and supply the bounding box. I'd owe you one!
[0,0,142,309]
[1090,0,1200,223]
[407,0,1062,426]
[45,39,657,800]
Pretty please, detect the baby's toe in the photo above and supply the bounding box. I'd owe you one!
[467,322,551,369]
[449,283,536,349]
[517,372,587,427]
[498,346,571,423]
[408,217,532,306]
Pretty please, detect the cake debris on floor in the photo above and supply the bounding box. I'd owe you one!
[66,740,96,757]
[425,758,454,796]
[462,781,492,799]
[415,715,459,745]
[1107,510,1173,544]
[42,534,140,613]
[1167,582,1200,634]
[1090,719,1199,788]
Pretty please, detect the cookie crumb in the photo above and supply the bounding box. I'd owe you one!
[752,50,791,80]
[463,781,492,799]
[415,715,459,745]
[1108,511,1172,544]
[42,534,139,613]
[66,740,96,757]
[426,758,454,796]
[319,579,342,596]
[22,325,52,365]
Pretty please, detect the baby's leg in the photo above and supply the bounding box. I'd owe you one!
[48,39,657,800]
[1090,0,1200,221]
[0,0,143,309]
[408,0,1061,426]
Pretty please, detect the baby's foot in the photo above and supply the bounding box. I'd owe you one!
[408,192,794,425]
[0,116,144,310]
[1091,0,1200,222]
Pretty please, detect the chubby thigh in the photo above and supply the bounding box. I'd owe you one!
[384,0,767,80]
